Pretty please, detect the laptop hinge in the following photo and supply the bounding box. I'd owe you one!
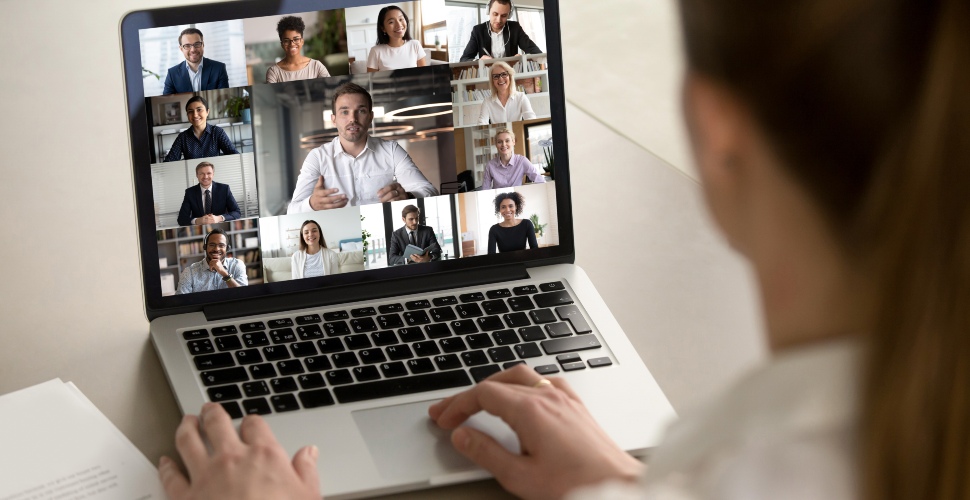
[202,264,530,322]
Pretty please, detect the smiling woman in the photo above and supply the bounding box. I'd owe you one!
[366,5,428,71]
[265,15,331,83]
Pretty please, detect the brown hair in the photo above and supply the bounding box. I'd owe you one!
[194,161,213,173]
[401,204,420,218]
[331,82,373,114]
[298,220,327,251]
[679,0,970,498]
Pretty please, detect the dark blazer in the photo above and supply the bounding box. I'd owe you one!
[162,57,230,95]
[387,225,442,266]
[459,21,542,61]
[177,182,241,226]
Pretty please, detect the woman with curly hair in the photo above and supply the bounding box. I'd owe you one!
[486,191,537,254]
[265,15,330,83]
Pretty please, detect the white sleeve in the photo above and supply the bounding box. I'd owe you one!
[390,142,438,197]
[414,40,427,61]
[287,148,324,214]
[366,46,380,70]
[518,93,537,120]
[291,252,301,280]
[477,98,490,125]
[229,259,249,286]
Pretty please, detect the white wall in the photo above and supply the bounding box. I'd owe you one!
[242,11,321,45]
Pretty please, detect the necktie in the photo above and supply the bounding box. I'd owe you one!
[409,230,416,246]
[204,189,211,215]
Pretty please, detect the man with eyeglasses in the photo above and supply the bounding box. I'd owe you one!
[459,0,543,61]
[163,28,230,95]
[176,229,247,294]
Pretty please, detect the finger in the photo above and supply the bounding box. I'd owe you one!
[451,426,526,484]
[433,379,534,430]
[315,176,326,189]
[158,456,191,500]
[292,445,321,493]
[428,394,458,420]
[174,414,208,474]
[315,187,339,196]
[238,414,279,448]
[486,362,546,386]
[320,197,349,210]
[199,402,242,452]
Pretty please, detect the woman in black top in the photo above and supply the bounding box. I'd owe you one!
[487,192,538,254]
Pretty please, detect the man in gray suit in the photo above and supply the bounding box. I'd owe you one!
[387,205,442,265]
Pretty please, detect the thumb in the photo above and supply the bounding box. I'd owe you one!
[315,176,326,190]
[292,445,321,493]
[451,426,522,481]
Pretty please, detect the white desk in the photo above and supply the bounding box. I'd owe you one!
[0,1,764,497]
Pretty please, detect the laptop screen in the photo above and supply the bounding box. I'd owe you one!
[122,0,572,316]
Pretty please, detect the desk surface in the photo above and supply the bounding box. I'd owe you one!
[0,1,764,498]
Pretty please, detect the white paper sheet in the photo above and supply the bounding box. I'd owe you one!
[0,379,165,500]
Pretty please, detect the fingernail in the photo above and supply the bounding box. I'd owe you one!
[309,445,319,460]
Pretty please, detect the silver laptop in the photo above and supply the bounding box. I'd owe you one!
[121,0,675,496]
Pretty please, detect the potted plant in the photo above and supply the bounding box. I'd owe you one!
[226,95,251,124]
[361,215,371,263]
[529,214,547,240]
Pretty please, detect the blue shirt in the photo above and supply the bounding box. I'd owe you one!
[164,124,238,162]
[176,258,248,294]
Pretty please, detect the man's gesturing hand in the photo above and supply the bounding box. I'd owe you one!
[309,176,348,210]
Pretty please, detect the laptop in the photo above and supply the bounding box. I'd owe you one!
[120,0,675,496]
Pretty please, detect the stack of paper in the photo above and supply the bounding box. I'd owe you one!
[0,379,165,500]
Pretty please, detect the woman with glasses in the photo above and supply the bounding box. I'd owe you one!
[366,5,428,72]
[265,16,330,84]
[477,61,536,125]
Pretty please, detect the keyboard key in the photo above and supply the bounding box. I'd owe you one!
[377,314,404,329]
[519,326,547,342]
[298,373,326,389]
[470,365,502,382]
[333,370,472,404]
[351,307,377,317]
[296,325,324,340]
[545,323,573,338]
[194,353,234,370]
[316,338,344,354]
[515,342,542,359]
[243,398,272,415]
[535,364,561,375]
[456,303,484,318]
[350,318,378,333]
[425,323,451,339]
[380,362,408,378]
[323,311,349,321]
[295,314,321,325]
[269,319,294,328]
[407,358,435,374]
[299,389,335,408]
[529,309,558,324]
[248,363,276,379]
[326,369,354,385]
[234,349,263,365]
[413,340,440,357]
[434,354,462,371]
[405,299,431,310]
[430,307,457,322]
[262,345,290,361]
[371,330,398,346]
[207,384,242,402]
[492,330,520,346]
[270,329,297,344]
[556,305,593,334]
[220,401,244,419]
[488,346,516,363]
[403,311,431,326]
[512,285,538,295]
[344,334,372,350]
[486,288,512,299]
[187,339,214,355]
[289,341,317,358]
[561,361,586,372]
[541,336,602,355]
[508,297,536,312]
[539,281,566,292]
[243,332,270,347]
[200,367,248,386]
[477,316,505,331]
[482,299,510,315]
[433,296,458,306]
[461,350,489,366]
[271,377,298,393]
[466,333,494,350]
[212,326,238,336]
[215,336,243,351]
[534,290,573,308]
[556,353,581,364]
[398,327,425,343]
[359,348,387,364]
[588,357,613,368]
[270,394,300,412]
[459,292,485,302]
[183,329,209,340]
[242,381,270,397]
[353,365,381,382]
[332,352,360,368]
[386,344,414,360]
[303,355,332,372]
[439,337,468,353]
[379,303,404,313]
[451,320,478,335]
[324,321,351,336]
[504,361,527,369]
[276,360,305,376]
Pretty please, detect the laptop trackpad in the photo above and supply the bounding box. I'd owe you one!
[352,399,521,482]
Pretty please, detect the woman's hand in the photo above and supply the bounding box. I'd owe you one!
[428,364,644,500]
[158,403,321,500]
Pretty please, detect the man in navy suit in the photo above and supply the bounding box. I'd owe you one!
[387,205,442,265]
[177,161,241,226]
[162,28,230,95]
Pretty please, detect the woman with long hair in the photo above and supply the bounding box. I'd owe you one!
[365,5,428,72]
[291,220,340,279]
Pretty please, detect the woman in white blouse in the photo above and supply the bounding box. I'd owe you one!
[290,220,340,280]
[366,5,428,72]
[477,61,536,124]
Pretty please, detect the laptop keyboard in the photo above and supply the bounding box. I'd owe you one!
[182,281,614,419]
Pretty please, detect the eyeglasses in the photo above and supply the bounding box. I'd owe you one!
[181,42,204,51]
[281,36,304,46]
[206,243,227,250]
[492,72,510,81]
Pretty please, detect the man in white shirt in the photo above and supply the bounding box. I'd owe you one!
[286,83,438,213]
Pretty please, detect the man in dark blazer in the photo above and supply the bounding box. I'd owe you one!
[459,0,543,61]
[162,28,230,95]
[177,161,241,226]
[388,205,442,265]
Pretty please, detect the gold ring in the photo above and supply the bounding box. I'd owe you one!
[532,379,552,389]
